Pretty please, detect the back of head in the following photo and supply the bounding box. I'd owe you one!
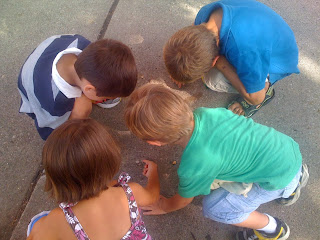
[125,84,193,144]
[164,25,219,83]
[43,119,121,203]
[74,39,138,97]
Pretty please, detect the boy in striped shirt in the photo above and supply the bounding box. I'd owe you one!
[18,34,137,140]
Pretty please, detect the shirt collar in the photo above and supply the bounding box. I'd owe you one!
[52,47,82,98]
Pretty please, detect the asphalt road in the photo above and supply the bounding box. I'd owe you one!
[1,0,319,239]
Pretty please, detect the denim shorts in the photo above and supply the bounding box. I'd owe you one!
[202,166,301,224]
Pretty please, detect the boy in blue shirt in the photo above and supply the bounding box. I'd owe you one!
[124,84,309,240]
[18,34,137,140]
[164,0,299,117]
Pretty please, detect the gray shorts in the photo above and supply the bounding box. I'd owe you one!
[203,68,269,93]
[202,68,238,93]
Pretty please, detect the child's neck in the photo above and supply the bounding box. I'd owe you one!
[56,53,81,86]
[205,7,223,43]
[176,120,195,148]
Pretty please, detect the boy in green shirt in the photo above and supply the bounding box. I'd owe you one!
[124,84,309,240]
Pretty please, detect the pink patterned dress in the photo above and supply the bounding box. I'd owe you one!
[59,173,152,240]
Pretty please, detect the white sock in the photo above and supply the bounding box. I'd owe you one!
[257,214,278,234]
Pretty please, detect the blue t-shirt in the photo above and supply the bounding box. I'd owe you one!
[195,0,299,93]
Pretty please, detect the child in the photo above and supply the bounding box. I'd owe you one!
[124,84,309,240]
[18,34,137,140]
[26,119,159,240]
[164,0,299,117]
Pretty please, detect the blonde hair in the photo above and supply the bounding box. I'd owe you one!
[125,84,194,144]
[164,25,219,83]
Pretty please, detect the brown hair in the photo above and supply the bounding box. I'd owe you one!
[75,39,138,97]
[43,119,121,203]
[125,84,193,144]
[164,25,219,83]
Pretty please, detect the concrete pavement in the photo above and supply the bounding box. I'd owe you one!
[1,0,319,239]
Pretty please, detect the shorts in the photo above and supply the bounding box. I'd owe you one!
[202,166,301,224]
[203,68,276,93]
[202,68,238,93]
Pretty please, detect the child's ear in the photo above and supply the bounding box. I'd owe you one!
[82,84,97,99]
[212,55,220,67]
[147,141,164,146]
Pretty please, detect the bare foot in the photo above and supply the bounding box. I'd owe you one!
[228,101,245,115]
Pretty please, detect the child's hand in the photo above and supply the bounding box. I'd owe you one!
[171,76,185,88]
[141,195,167,215]
[142,160,158,178]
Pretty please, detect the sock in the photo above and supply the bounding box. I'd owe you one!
[257,214,278,234]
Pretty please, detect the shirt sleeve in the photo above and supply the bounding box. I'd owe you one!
[228,49,271,93]
[178,174,215,198]
[194,2,221,25]
[74,34,91,50]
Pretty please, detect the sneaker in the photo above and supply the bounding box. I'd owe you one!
[95,97,121,109]
[277,164,309,206]
[235,218,290,240]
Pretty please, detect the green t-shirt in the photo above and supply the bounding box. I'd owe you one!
[178,108,302,198]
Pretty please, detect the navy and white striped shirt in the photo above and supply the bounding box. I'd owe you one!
[18,35,91,140]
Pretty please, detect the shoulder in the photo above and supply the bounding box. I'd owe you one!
[195,2,222,25]
[127,182,142,193]
[101,185,129,204]
[27,208,66,240]
[194,107,230,121]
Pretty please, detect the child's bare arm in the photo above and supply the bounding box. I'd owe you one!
[215,56,266,105]
[129,160,160,207]
[69,94,92,119]
[142,193,194,215]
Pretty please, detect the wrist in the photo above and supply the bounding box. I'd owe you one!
[158,197,168,214]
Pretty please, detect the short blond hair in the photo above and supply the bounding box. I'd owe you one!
[164,25,219,83]
[125,84,194,144]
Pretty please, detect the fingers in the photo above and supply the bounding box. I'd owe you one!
[142,160,157,168]
[142,159,152,164]
[141,205,157,215]
[143,210,157,216]
[141,206,164,215]
[140,205,153,211]
[142,160,151,176]
[171,76,184,88]
[233,107,244,115]
[228,102,244,116]
[141,160,158,177]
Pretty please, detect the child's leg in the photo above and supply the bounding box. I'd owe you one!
[202,168,302,239]
[202,184,283,226]
[202,186,288,239]
[235,214,290,240]
[202,67,238,93]
[232,211,268,229]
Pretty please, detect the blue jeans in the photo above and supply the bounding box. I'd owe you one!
[202,167,301,224]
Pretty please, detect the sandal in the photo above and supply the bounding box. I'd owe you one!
[228,85,275,118]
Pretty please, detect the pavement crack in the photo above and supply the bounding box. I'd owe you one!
[97,0,120,40]
[9,164,44,239]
